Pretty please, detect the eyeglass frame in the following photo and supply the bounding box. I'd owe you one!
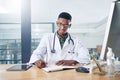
[57,23,71,28]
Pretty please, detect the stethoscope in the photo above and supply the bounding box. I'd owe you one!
[51,32,74,53]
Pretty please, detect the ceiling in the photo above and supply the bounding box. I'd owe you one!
[0,0,113,34]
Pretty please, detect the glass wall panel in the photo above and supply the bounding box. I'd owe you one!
[31,0,55,52]
[0,0,21,64]
[31,23,54,52]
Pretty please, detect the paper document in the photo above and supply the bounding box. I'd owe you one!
[42,65,75,72]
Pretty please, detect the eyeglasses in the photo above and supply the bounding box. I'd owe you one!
[57,23,71,28]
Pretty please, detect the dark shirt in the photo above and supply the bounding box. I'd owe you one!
[57,32,68,49]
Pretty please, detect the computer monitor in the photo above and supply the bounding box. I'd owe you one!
[100,1,120,60]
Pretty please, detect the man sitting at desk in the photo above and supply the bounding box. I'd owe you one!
[29,12,90,68]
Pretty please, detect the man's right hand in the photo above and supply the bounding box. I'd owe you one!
[34,60,47,68]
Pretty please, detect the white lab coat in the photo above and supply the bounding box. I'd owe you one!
[29,33,90,64]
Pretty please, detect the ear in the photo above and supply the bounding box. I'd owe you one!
[56,21,57,24]
[56,21,59,26]
[69,24,72,28]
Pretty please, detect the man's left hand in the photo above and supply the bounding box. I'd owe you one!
[56,60,78,66]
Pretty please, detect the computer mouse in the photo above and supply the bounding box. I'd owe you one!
[76,67,89,73]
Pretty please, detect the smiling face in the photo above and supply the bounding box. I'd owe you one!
[56,18,71,36]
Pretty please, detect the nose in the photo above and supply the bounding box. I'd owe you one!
[61,25,68,29]
[61,25,66,29]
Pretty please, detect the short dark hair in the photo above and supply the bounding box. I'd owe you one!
[58,12,72,21]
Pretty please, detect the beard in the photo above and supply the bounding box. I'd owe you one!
[57,29,67,36]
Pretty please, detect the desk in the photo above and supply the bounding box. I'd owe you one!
[0,64,120,80]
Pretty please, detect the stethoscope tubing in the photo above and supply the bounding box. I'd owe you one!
[51,32,74,53]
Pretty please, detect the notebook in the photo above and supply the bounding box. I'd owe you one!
[42,65,75,72]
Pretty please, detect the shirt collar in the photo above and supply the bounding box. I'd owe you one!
[57,31,68,39]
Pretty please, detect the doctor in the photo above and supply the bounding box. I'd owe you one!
[29,12,90,68]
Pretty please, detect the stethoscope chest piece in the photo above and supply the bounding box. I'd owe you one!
[51,49,56,53]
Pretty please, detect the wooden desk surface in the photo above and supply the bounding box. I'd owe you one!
[0,64,120,80]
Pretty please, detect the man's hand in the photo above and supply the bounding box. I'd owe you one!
[56,60,78,66]
[34,60,47,68]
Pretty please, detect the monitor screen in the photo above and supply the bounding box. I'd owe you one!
[100,1,120,60]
